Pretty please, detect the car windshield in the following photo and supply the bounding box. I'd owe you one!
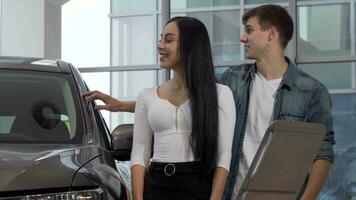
[0,70,83,144]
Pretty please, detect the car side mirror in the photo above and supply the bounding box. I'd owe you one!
[111,124,133,161]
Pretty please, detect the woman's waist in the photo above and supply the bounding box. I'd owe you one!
[153,129,191,136]
[151,144,194,163]
[148,161,200,176]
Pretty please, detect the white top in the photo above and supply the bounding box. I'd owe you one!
[232,72,282,199]
[131,83,236,171]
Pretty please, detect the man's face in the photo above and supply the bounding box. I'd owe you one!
[240,17,270,60]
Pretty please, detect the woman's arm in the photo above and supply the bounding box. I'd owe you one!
[131,165,146,200]
[210,167,229,200]
[130,90,153,199]
[83,90,136,112]
[211,85,236,199]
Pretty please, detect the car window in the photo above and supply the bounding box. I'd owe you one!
[92,106,110,148]
[0,116,16,134]
[0,70,83,144]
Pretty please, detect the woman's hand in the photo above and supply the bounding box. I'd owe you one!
[83,90,121,111]
[82,90,136,112]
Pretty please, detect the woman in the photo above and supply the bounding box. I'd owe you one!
[84,17,235,200]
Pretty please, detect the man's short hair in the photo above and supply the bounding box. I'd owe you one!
[243,4,293,48]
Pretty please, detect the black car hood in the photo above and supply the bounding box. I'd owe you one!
[0,144,101,192]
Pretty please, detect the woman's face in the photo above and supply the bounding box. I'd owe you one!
[157,22,182,70]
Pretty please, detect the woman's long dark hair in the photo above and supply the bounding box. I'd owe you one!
[167,17,218,176]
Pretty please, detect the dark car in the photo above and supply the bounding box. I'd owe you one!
[0,57,133,199]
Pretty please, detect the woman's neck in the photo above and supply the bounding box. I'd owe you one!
[170,68,186,91]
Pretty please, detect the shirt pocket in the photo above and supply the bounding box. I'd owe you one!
[279,112,306,122]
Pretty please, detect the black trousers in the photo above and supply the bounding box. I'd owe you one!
[143,162,212,200]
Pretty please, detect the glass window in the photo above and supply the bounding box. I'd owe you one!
[111,0,155,13]
[111,16,156,66]
[62,0,110,68]
[245,0,286,4]
[0,116,15,134]
[170,0,239,9]
[318,93,356,200]
[110,70,160,130]
[0,71,82,144]
[297,4,351,58]
[174,10,241,63]
[81,72,110,128]
[297,62,353,89]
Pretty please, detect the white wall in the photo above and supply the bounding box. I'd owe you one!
[0,0,67,58]
[1,0,44,57]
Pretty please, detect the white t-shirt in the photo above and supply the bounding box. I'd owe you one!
[232,72,282,199]
[130,83,236,171]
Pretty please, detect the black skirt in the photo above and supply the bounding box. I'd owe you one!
[143,162,212,200]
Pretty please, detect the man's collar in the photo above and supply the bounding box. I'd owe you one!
[248,56,296,90]
[280,57,297,90]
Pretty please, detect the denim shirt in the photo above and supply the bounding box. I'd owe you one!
[219,57,335,200]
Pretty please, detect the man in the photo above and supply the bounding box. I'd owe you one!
[83,4,335,200]
[220,4,335,200]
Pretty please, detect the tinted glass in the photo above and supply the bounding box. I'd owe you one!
[170,0,239,9]
[297,4,351,58]
[111,16,155,66]
[319,93,356,200]
[82,72,110,128]
[110,70,159,129]
[245,0,286,4]
[111,0,155,13]
[0,71,82,144]
[245,0,288,4]
[173,10,241,63]
[298,62,352,89]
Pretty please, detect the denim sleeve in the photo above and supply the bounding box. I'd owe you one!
[219,67,239,96]
[218,67,233,85]
[307,84,335,162]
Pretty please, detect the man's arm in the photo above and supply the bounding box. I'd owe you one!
[301,84,335,199]
[301,159,331,200]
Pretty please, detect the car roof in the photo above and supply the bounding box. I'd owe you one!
[0,56,72,74]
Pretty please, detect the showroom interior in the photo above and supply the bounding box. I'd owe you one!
[0,0,355,199]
